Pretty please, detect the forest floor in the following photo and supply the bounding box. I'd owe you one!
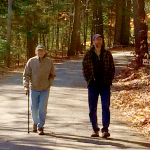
[112,62,150,140]
[111,46,150,140]
[0,47,150,141]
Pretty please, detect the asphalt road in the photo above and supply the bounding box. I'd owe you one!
[0,51,149,150]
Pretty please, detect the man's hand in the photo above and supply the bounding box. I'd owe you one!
[26,90,29,95]
[25,88,29,95]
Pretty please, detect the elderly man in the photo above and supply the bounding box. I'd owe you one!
[23,45,56,135]
[82,34,115,138]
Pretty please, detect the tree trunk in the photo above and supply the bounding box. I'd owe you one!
[56,22,59,56]
[76,32,81,54]
[27,31,38,60]
[68,0,81,56]
[17,35,20,66]
[96,0,104,37]
[120,0,131,46]
[133,0,140,51]
[133,0,148,54]
[43,33,45,47]
[107,0,115,48]
[6,0,12,67]
[114,0,124,46]
[92,0,97,37]
[50,26,55,55]
[61,35,64,58]
[68,6,74,52]
[40,32,42,43]
[83,0,89,51]
[92,0,104,45]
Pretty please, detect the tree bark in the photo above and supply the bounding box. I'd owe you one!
[6,0,12,67]
[133,0,148,54]
[83,0,89,51]
[27,31,38,60]
[56,21,59,56]
[133,0,140,51]
[68,0,81,56]
[114,0,124,46]
[92,0,104,46]
[120,0,131,46]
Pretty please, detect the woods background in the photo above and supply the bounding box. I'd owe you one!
[0,0,150,67]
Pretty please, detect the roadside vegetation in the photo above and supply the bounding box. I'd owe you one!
[111,49,150,140]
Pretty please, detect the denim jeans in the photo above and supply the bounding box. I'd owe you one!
[88,85,110,133]
[30,89,49,129]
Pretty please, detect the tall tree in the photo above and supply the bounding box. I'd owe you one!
[6,0,12,67]
[106,0,116,47]
[133,0,148,54]
[25,10,38,60]
[120,0,131,46]
[113,0,124,46]
[91,0,104,46]
[68,0,81,56]
[83,0,89,51]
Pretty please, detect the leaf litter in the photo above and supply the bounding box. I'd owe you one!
[111,65,150,139]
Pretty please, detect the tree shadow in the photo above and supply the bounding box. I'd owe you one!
[43,132,150,149]
[0,137,50,150]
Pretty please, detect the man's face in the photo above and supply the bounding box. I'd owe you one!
[35,49,46,58]
[93,37,103,49]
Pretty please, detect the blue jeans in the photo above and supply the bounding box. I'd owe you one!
[30,89,49,129]
[88,86,110,132]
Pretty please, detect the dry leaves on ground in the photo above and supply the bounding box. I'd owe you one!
[111,66,150,138]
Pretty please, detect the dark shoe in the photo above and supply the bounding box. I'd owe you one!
[102,131,110,138]
[91,131,99,137]
[38,128,44,135]
[33,124,37,132]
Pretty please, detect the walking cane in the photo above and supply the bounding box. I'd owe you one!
[26,91,30,134]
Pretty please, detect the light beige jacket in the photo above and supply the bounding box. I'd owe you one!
[23,56,56,91]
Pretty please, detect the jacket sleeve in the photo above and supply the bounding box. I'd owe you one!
[82,52,93,83]
[82,53,88,82]
[48,60,56,86]
[109,51,115,81]
[23,60,32,90]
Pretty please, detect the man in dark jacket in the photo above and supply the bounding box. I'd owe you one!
[82,34,115,138]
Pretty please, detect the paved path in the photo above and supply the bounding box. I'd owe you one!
[112,51,134,75]
[0,51,149,150]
